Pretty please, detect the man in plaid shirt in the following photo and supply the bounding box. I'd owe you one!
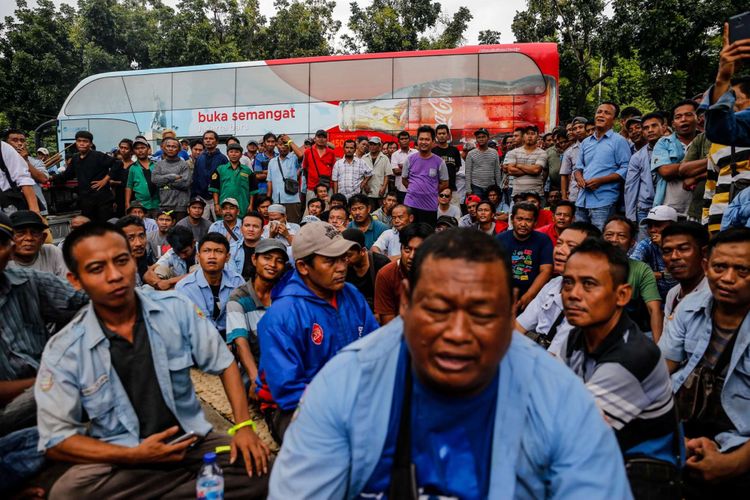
[332,139,372,200]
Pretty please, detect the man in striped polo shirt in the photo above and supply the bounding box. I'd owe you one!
[465,128,502,198]
[559,238,679,496]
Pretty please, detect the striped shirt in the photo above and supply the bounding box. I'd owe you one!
[702,323,738,370]
[0,267,88,380]
[465,148,501,190]
[332,157,372,200]
[226,281,267,353]
[703,143,750,232]
[561,314,677,461]
[503,146,547,195]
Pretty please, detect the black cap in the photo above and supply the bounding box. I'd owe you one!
[0,213,13,239]
[10,210,48,230]
[315,129,328,137]
[341,227,365,248]
[571,116,588,125]
[188,196,207,207]
[227,143,243,152]
[436,215,458,228]
[625,116,642,128]
[246,139,258,146]
[474,128,490,137]
[126,201,146,213]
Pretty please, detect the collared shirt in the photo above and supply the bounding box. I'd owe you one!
[35,289,234,451]
[372,228,400,257]
[192,149,228,199]
[226,281,268,346]
[127,162,160,210]
[267,154,301,204]
[0,142,35,193]
[659,287,750,451]
[7,244,68,278]
[176,267,245,333]
[702,85,750,147]
[0,268,88,381]
[153,245,197,279]
[347,217,389,249]
[390,148,417,192]
[458,213,474,227]
[209,162,257,214]
[58,149,115,198]
[208,219,242,242]
[560,141,582,201]
[332,157,372,200]
[370,207,392,227]
[630,239,678,300]
[663,276,709,328]
[362,153,392,199]
[574,129,631,208]
[624,143,655,221]
[253,151,277,195]
[516,276,572,356]
[652,132,691,215]
[303,147,336,189]
[261,222,300,247]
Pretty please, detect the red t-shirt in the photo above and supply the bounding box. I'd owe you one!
[536,223,559,246]
[535,209,553,229]
[374,260,406,316]
[303,147,337,189]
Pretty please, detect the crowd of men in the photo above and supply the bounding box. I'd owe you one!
[1,29,750,499]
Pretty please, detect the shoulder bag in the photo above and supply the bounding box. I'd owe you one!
[276,157,299,196]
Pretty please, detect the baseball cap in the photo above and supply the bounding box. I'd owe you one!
[36,147,50,156]
[0,213,13,239]
[254,239,289,260]
[268,204,286,214]
[643,205,678,224]
[247,139,258,146]
[625,116,642,128]
[10,210,48,230]
[465,194,481,204]
[126,201,146,213]
[368,136,382,144]
[133,137,150,148]
[571,116,588,125]
[300,215,321,226]
[188,196,206,207]
[315,129,328,137]
[436,216,458,228]
[221,197,240,208]
[227,143,243,152]
[474,128,490,137]
[292,221,359,260]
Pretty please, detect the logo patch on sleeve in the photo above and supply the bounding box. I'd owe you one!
[311,323,324,345]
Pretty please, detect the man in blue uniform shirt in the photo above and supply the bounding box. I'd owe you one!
[269,228,631,499]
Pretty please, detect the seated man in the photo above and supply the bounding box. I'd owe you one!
[326,205,349,233]
[125,201,157,233]
[261,204,300,247]
[115,216,155,287]
[604,215,664,342]
[342,228,391,311]
[659,228,750,497]
[660,221,710,324]
[37,222,270,498]
[371,204,414,259]
[371,191,398,227]
[374,223,433,324]
[513,191,553,228]
[57,215,90,249]
[268,228,630,498]
[536,200,576,246]
[559,239,680,496]
[208,197,242,243]
[458,194,481,227]
[229,211,265,280]
[306,197,324,218]
[226,239,289,401]
[346,194,388,249]
[515,222,601,354]
[145,226,197,290]
[176,232,244,338]
[257,222,379,442]
[8,210,67,278]
[630,205,679,300]
[147,209,174,258]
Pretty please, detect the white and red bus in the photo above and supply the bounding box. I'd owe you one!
[54,43,558,153]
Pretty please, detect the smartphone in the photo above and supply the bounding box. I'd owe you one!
[167,431,196,446]
[729,11,750,44]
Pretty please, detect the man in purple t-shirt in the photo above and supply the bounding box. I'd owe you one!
[402,125,449,227]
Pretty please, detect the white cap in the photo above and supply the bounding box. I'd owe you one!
[642,205,678,224]
[36,147,49,155]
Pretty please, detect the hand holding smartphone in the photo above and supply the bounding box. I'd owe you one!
[167,430,196,446]
[729,12,750,44]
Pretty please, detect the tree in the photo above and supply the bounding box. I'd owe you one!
[478,29,502,45]
[343,0,471,53]
[265,0,340,59]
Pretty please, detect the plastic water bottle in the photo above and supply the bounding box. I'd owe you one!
[196,452,224,499]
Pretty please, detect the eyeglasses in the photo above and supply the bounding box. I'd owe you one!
[438,194,451,198]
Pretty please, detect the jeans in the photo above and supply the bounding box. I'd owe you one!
[0,427,45,492]
[471,184,488,199]
[636,207,650,242]
[576,205,615,231]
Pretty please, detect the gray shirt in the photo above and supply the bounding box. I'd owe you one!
[465,148,501,190]
[503,146,547,196]
[175,216,212,243]
[8,244,68,278]
[152,157,190,211]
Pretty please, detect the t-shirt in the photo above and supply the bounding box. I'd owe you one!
[625,259,662,333]
[402,153,449,211]
[503,146,547,196]
[241,244,256,281]
[360,342,498,499]
[303,147,337,190]
[374,260,406,317]
[345,251,391,311]
[8,244,68,278]
[495,231,553,297]
[175,216,211,242]
[432,144,462,191]
[147,231,171,259]
[630,239,678,301]
[437,204,462,220]
[546,147,564,190]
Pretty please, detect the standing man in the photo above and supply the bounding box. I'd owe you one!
[652,100,699,217]
[560,116,587,202]
[465,127,502,198]
[184,139,203,183]
[176,232,245,337]
[390,131,416,203]
[546,127,569,194]
[229,211,265,280]
[266,140,302,223]
[175,196,211,243]
[110,139,135,217]
[5,129,49,215]
[257,222,379,441]
[210,143,257,219]
[347,194,388,249]
[402,125,449,227]
[302,130,336,203]
[432,124,462,206]
[152,137,190,221]
[191,130,228,221]
[268,229,631,499]
[253,133,277,198]
[496,202,553,310]
[362,137,393,210]
[55,130,113,222]
[126,137,160,218]
[573,103,631,230]
[208,197,242,243]
[625,112,667,239]
[503,125,547,198]
[331,139,371,200]
[39,223,270,498]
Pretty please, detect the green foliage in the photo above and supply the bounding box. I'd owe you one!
[478,30,502,45]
